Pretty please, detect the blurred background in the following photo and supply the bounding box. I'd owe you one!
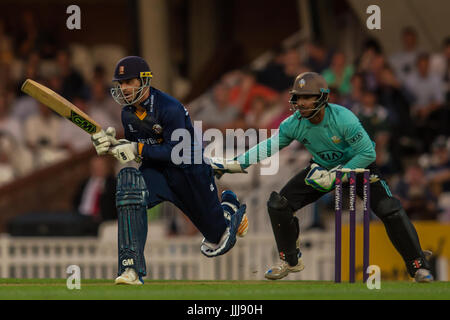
[0,0,448,282]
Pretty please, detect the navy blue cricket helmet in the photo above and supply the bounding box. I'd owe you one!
[111,56,153,106]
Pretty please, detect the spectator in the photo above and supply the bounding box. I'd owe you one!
[425,136,450,194]
[377,66,410,127]
[24,101,68,168]
[341,73,365,109]
[377,65,416,160]
[55,48,87,100]
[389,27,421,82]
[0,19,14,66]
[430,37,450,111]
[356,37,383,74]
[11,55,41,122]
[14,11,39,59]
[404,52,446,150]
[73,156,118,233]
[245,95,283,130]
[322,51,354,96]
[363,53,386,92]
[352,89,395,175]
[304,41,333,73]
[0,94,24,145]
[256,47,306,92]
[0,132,33,181]
[88,80,122,132]
[226,70,279,115]
[327,86,342,105]
[0,133,16,185]
[395,164,438,220]
[190,82,244,132]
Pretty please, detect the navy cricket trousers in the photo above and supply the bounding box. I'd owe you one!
[139,163,227,243]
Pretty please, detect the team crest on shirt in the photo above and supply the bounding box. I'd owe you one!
[299,79,306,88]
[152,124,163,134]
[331,136,342,144]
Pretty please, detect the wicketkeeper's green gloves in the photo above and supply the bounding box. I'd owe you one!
[305,163,348,192]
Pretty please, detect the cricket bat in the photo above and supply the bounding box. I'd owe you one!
[21,79,102,135]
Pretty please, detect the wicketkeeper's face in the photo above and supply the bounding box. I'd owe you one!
[291,95,319,117]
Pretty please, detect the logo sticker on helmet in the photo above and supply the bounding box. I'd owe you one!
[299,79,306,88]
[140,71,153,78]
[119,66,125,75]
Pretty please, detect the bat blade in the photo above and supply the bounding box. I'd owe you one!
[21,79,102,135]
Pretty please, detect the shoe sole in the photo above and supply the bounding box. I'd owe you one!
[114,278,143,285]
[237,214,248,237]
[265,263,305,280]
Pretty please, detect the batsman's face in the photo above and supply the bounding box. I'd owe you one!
[119,78,141,101]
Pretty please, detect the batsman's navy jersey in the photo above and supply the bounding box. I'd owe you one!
[122,87,202,168]
[121,87,226,243]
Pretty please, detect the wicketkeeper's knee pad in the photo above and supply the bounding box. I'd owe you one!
[116,167,149,277]
[267,192,300,265]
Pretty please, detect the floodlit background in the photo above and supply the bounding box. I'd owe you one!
[0,0,449,282]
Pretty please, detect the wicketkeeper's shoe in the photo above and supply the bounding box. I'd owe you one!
[414,268,434,283]
[265,258,305,280]
[114,268,144,285]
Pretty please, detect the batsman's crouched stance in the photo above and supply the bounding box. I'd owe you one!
[92,56,248,285]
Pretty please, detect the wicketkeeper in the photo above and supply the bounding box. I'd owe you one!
[91,56,248,285]
[212,72,433,283]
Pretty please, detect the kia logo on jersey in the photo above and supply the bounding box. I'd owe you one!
[317,150,343,162]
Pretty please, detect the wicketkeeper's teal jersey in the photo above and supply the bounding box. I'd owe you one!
[236,103,376,170]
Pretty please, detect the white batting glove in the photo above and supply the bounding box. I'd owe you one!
[92,130,111,155]
[209,157,247,179]
[91,127,121,155]
[105,127,120,145]
[109,140,139,164]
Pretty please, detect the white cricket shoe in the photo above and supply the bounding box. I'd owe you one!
[115,268,144,285]
[414,268,434,283]
[265,258,305,280]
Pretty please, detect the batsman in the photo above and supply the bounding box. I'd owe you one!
[91,56,248,285]
[212,72,433,283]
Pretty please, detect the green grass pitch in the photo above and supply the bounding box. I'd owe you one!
[0,279,449,300]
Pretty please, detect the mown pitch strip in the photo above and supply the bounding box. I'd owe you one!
[0,279,449,300]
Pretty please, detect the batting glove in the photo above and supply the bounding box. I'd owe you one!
[109,140,139,164]
[91,127,121,155]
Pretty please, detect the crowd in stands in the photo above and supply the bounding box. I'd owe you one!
[0,13,123,187]
[190,27,450,222]
[0,12,449,223]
